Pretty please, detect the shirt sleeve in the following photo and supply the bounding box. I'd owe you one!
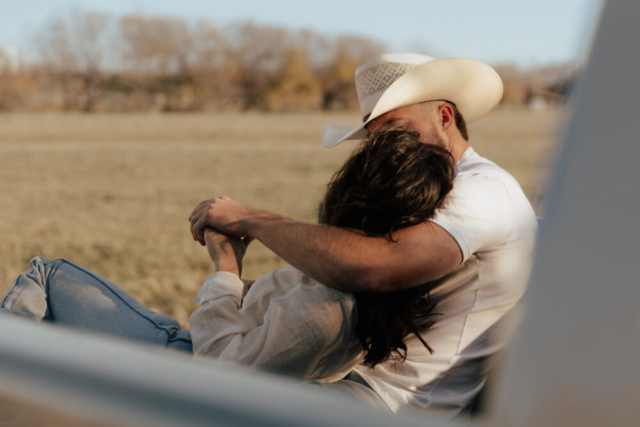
[429,174,515,262]
[189,270,361,381]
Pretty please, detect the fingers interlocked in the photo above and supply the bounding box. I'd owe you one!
[189,198,216,245]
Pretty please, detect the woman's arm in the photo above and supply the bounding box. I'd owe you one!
[189,268,362,381]
[203,227,252,277]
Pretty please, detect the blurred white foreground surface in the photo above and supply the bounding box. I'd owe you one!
[494,0,640,425]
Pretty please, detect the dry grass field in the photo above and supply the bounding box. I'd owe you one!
[0,109,563,326]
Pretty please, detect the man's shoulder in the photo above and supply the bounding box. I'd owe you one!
[454,148,531,211]
[457,149,518,186]
[430,148,537,259]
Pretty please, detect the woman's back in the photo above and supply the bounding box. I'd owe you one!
[190,266,363,382]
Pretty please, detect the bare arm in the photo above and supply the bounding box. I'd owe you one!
[203,227,253,277]
[245,211,462,293]
[190,197,462,293]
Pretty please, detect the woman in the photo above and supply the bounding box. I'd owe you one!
[1,128,455,403]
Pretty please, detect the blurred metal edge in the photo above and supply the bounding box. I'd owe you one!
[493,0,640,425]
[0,315,462,427]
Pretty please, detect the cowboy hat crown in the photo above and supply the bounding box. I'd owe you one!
[321,53,503,147]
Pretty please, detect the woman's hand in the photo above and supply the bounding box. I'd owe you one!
[203,227,253,277]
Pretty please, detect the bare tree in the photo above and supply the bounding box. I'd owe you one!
[35,9,111,111]
[317,35,385,110]
[0,49,19,110]
[191,21,236,109]
[335,35,384,64]
[117,15,198,110]
[266,47,322,111]
[118,15,193,76]
[226,23,293,109]
[494,63,580,105]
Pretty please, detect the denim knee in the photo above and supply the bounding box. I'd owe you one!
[1,256,55,319]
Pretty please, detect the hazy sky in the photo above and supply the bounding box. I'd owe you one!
[1,0,601,67]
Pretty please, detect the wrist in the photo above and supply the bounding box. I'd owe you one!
[215,257,241,276]
[243,209,276,237]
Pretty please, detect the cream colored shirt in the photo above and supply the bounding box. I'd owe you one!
[189,267,363,382]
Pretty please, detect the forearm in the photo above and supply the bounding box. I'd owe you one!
[214,256,241,277]
[190,196,461,292]
[245,211,394,292]
[204,228,245,277]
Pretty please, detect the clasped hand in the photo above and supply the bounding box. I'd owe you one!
[190,196,255,277]
[188,196,254,245]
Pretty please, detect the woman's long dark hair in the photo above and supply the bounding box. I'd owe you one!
[320,127,456,368]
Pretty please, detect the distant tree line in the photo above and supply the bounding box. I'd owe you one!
[0,9,577,113]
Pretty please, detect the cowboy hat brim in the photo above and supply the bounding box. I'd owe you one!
[321,57,503,148]
[320,123,368,148]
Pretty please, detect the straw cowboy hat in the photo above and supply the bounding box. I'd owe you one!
[321,53,503,147]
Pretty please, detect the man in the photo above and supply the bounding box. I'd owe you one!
[189,53,538,417]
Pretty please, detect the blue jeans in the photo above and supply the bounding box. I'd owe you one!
[1,257,192,353]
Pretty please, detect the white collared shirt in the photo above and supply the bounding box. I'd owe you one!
[189,266,363,382]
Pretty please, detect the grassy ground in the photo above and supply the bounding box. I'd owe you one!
[0,109,562,326]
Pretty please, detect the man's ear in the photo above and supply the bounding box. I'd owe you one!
[439,103,455,132]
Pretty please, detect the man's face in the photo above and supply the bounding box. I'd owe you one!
[366,103,443,146]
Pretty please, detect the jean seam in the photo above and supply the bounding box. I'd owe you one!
[57,259,178,340]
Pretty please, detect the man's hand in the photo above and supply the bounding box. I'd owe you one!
[189,196,257,245]
[203,227,253,277]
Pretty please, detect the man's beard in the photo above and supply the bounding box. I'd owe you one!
[419,128,447,149]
